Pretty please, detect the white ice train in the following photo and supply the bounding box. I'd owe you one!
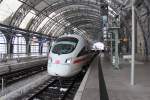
[47,34,96,77]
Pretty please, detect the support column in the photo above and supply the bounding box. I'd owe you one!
[131,0,135,85]
[8,38,13,58]
[115,29,119,69]
[26,37,30,56]
[110,33,113,62]
[1,77,4,94]
[39,42,43,55]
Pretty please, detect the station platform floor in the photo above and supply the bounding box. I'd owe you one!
[74,54,150,100]
[0,56,47,67]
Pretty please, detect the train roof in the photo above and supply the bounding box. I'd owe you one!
[59,34,85,41]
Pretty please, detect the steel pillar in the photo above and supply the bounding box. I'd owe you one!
[131,0,135,85]
[115,29,119,69]
[1,77,4,95]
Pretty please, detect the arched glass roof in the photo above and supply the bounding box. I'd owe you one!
[0,0,132,38]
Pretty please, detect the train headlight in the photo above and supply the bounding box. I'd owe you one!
[66,58,72,63]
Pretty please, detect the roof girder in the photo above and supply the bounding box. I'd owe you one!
[46,16,101,36]
[12,0,101,29]
[38,7,101,35]
[40,14,101,36]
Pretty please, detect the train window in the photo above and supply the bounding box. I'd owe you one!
[56,37,78,44]
[52,42,76,54]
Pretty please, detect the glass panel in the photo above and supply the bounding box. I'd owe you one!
[36,17,49,32]
[19,10,36,29]
[13,34,26,57]
[0,33,7,54]
[31,45,39,53]
[42,42,48,55]
[0,44,7,53]
[30,37,39,56]
[0,0,22,23]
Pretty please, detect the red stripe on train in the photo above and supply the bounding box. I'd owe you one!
[73,57,87,64]
[54,60,60,64]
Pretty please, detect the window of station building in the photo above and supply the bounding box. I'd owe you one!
[30,37,39,56]
[42,41,49,56]
[13,34,26,58]
[0,33,7,56]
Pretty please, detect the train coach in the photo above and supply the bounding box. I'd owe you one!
[47,34,96,77]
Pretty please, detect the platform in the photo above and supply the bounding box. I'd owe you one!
[0,56,47,66]
[74,54,150,100]
[74,55,101,100]
[0,56,47,76]
[101,56,150,100]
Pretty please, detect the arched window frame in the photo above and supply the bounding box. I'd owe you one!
[42,41,49,56]
[12,34,26,58]
[30,36,40,56]
[0,32,7,57]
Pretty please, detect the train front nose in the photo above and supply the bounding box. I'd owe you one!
[48,64,70,77]
[47,53,78,77]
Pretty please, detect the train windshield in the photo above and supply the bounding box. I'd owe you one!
[52,37,78,54]
[56,37,78,43]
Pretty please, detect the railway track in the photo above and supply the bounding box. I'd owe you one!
[0,65,47,87]
[14,54,97,100]
[18,67,87,100]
